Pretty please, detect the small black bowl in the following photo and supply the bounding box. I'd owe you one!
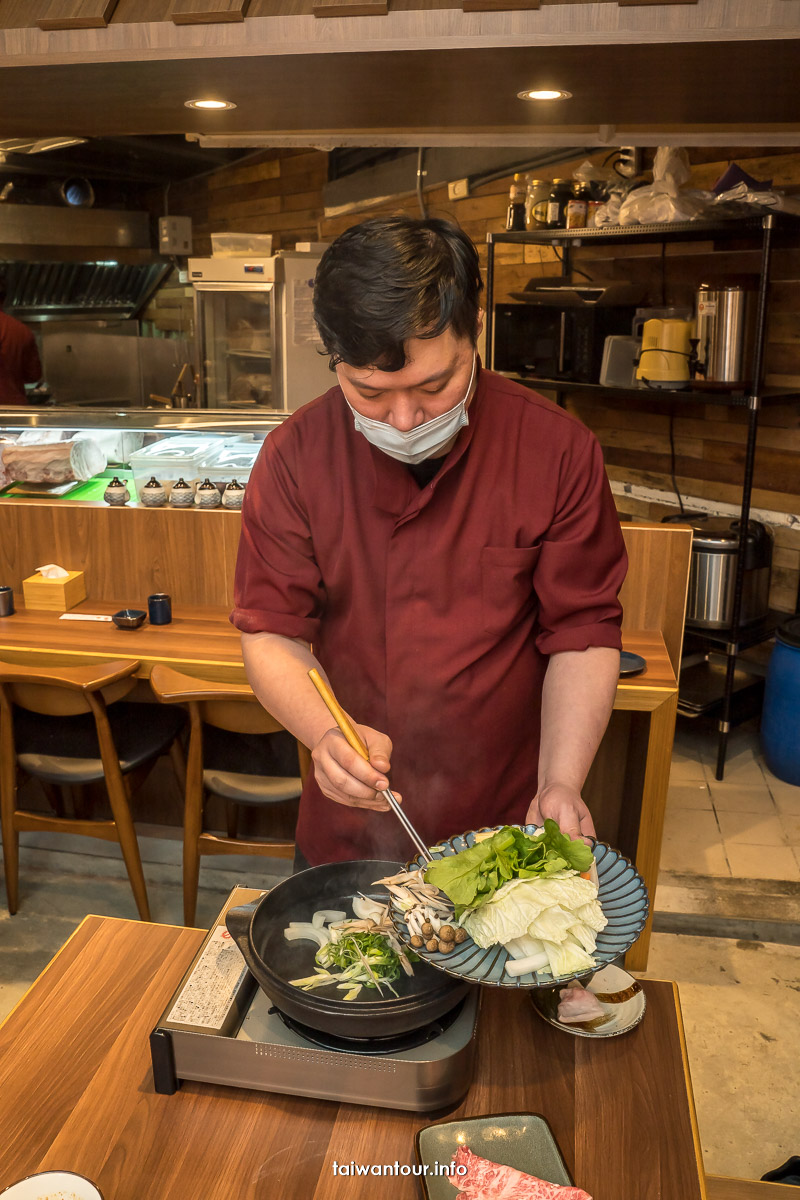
[112,608,147,630]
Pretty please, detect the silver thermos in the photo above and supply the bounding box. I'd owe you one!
[694,282,752,387]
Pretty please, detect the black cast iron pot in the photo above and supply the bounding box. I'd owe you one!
[226,859,470,1040]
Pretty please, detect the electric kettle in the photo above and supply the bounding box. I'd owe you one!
[635,318,693,389]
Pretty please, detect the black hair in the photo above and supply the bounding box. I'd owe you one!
[313,216,483,372]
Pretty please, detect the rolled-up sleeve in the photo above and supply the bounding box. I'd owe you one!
[230,431,325,642]
[534,430,627,655]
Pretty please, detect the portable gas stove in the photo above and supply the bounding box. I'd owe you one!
[150,887,480,1112]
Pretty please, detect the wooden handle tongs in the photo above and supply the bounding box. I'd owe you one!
[308,668,433,862]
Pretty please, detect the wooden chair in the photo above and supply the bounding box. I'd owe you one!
[0,657,187,922]
[150,665,311,927]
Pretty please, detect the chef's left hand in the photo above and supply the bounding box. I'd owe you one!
[525,784,596,841]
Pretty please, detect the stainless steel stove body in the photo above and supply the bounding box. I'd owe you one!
[150,888,479,1112]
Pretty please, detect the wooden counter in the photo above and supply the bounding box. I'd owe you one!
[0,915,706,1200]
[0,598,245,682]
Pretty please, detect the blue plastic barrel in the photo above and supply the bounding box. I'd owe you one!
[761,617,800,785]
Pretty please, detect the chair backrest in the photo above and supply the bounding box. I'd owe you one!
[619,521,693,674]
[150,664,311,781]
[0,658,140,716]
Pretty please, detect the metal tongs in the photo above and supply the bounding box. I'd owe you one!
[308,668,433,862]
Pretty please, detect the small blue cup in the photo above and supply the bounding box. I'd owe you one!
[148,593,172,626]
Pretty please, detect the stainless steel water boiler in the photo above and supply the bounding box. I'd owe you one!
[669,515,773,630]
[694,283,753,387]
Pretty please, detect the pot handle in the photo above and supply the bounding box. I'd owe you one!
[225,900,261,975]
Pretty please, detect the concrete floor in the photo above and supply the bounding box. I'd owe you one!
[1,718,799,1184]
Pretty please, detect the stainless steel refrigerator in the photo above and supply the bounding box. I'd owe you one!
[189,251,333,410]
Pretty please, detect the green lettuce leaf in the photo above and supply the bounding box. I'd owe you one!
[424,821,594,914]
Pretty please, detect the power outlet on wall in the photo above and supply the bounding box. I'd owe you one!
[448,178,470,201]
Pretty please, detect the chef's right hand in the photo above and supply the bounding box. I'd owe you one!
[311,725,399,812]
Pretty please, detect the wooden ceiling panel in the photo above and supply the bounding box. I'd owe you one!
[0,39,796,138]
[36,0,119,29]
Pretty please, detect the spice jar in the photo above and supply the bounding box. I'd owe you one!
[169,477,194,508]
[566,183,590,230]
[526,179,550,230]
[546,179,572,229]
[194,478,222,508]
[140,476,166,508]
[103,476,130,507]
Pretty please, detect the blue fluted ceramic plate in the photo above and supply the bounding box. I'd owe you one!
[388,824,649,989]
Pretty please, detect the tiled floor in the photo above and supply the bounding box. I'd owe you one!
[661,720,800,882]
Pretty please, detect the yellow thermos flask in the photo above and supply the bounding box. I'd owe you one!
[636,318,693,389]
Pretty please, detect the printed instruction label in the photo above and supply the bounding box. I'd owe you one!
[166,926,249,1030]
[289,276,322,347]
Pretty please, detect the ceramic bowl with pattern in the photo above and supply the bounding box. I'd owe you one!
[388,824,649,989]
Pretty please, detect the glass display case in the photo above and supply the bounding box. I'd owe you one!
[0,407,289,504]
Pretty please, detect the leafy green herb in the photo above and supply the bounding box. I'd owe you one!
[424,821,594,916]
[313,931,402,995]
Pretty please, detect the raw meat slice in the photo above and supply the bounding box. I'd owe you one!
[557,982,605,1024]
[450,1145,592,1199]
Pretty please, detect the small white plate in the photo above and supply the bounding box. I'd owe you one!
[530,963,646,1038]
[0,1171,103,1200]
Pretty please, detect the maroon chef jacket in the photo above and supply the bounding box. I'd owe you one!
[232,366,627,865]
[0,310,42,405]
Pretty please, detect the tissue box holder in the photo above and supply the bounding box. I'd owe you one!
[22,570,87,612]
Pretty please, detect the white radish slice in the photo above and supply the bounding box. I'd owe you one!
[312,909,346,928]
[504,952,550,976]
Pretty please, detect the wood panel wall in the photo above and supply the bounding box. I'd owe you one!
[150,148,328,257]
[0,501,241,606]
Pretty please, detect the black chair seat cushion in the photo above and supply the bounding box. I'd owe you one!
[13,701,186,785]
[202,726,299,776]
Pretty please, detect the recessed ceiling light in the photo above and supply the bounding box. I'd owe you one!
[184,98,237,111]
[517,88,573,102]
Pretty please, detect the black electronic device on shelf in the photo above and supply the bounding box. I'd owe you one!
[493,283,643,384]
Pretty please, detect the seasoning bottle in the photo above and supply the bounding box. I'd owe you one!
[506,173,527,232]
[566,183,590,230]
[526,179,550,230]
[546,179,572,229]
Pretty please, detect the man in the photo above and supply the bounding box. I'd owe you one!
[232,216,627,867]
[0,275,43,405]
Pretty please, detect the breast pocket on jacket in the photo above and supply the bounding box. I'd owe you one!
[480,545,542,636]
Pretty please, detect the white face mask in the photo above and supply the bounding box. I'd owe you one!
[342,352,476,466]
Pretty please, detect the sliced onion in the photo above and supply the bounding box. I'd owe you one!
[311,909,346,928]
[352,897,385,922]
[284,924,331,948]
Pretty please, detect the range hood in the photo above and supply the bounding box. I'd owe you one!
[0,203,171,321]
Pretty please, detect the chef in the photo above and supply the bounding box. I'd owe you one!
[232,216,627,868]
[0,274,43,405]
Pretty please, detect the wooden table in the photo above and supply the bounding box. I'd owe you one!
[0,598,246,682]
[0,916,705,1200]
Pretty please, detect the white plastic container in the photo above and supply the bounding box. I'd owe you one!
[196,441,263,494]
[210,232,274,257]
[128,435,230,499]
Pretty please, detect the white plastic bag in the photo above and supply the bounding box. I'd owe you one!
[618,146,714,226]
